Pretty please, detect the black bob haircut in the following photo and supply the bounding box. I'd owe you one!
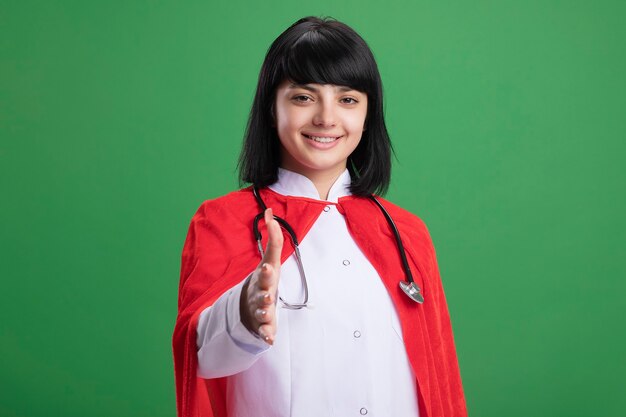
[238,16,392,196]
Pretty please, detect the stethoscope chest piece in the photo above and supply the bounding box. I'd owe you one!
[399,281,424,304]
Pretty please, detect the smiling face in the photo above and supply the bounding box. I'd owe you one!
[274,80,368,182]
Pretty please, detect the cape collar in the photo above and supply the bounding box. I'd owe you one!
[268,168,352,203]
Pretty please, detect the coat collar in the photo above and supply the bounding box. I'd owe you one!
[268,168,352,203]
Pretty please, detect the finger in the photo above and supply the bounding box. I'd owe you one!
[262,208,284,267]
[257,291,273,307]
[256,262,276,291]
[258,323,276,345]
[254,306,273,324]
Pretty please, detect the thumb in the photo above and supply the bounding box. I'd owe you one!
[263,208,284,267]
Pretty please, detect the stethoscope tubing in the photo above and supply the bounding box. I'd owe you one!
[251,186,424,305]
[367,196,416,289]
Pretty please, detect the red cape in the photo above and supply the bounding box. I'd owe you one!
[173,187,467,417]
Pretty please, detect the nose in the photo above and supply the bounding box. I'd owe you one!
[312,102,336,128]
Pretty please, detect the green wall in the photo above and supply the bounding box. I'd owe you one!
[1,1,624,416]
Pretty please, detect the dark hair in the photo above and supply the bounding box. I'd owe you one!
[238,16,392,196]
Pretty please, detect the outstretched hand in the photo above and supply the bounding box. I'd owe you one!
[240,208,284,345]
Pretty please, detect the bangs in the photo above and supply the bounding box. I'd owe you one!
[279,29,375,93]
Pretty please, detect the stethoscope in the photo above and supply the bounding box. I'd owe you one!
[252,186,424,309]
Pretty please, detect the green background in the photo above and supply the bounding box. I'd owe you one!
[1,1,625,416]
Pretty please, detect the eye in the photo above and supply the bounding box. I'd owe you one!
[292,95,313,103]
[340,97,359,104]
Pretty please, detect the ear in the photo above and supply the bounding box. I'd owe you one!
[270,104,277,127]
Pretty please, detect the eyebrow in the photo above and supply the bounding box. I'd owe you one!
[289,83,356,93]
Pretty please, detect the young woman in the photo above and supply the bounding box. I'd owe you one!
[174,16,467,417]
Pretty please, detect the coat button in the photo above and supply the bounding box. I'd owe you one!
[323,205,330,212]
[342,259,350,266]
[360,408,368,415]
[353,330,361,338]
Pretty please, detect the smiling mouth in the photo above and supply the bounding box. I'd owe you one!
[302,134,342,143]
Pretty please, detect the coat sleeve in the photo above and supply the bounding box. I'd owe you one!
[196,278,271,378]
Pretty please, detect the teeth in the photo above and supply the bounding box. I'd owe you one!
[307,135,339,143]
